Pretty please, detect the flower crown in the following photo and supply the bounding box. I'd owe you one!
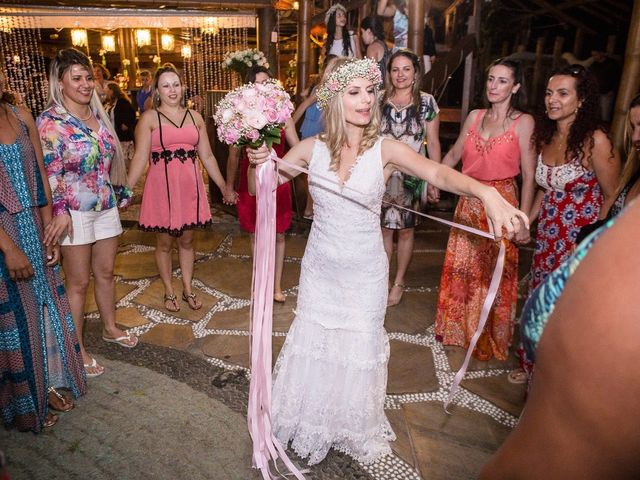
[316,58,382,110]
[324,3,347,25]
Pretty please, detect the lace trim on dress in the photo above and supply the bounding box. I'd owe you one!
[535,155,589,191]
[138,218,212,237]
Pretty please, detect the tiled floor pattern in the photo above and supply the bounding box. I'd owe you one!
[99,207,529,480]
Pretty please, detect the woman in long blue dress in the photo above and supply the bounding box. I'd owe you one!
[0,74,86,432]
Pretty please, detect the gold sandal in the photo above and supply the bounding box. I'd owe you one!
[182,292,202,311]
[164,293,180,312]
[48,387,74,412]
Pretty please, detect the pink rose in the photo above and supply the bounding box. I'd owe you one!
[265,109,278,123]
[246,129,260,141]
[246,111,267,130]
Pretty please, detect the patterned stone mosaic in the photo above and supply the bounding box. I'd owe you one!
[103,208,528,480]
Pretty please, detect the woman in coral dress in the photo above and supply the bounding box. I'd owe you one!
[435,59,536,361]
[127,64,228,312]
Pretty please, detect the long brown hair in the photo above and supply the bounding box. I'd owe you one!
[383,49,422,109]
[616,94,640,197]
[319,58,381,172]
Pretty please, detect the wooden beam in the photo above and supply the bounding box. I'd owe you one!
[611,0,640,150]
[297,0,311,99]
[408,0,426,59]
[524,0,599,17]
[526,0,596,34]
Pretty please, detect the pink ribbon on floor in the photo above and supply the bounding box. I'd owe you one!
[248,153,306,479]
[248,152,506,475]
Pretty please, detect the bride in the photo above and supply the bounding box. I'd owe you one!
[248,57,528,465]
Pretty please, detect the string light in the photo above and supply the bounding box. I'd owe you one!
[161,32,174,51]
[70,28,88,47]
[101,34,116,52]
[135,29,151,47]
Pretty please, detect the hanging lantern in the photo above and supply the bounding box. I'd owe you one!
[101,34,116,52]
[135,29,151,47]
[161,33,175,51]
[71,28,88,48]
[181,44,192,59]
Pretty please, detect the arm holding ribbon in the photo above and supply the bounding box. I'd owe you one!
[381,138,529,241]
[247,137,315,195]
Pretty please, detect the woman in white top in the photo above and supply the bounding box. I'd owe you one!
[323,3,360,59]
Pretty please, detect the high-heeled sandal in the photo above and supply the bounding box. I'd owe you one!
[48,387,74,412]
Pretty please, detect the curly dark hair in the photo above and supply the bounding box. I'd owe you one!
[325,8,353,57]
[533,64,610,163]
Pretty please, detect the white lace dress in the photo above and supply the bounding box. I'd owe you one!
[271,138,396,465]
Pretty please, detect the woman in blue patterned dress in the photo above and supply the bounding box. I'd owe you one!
[0,72,86,432]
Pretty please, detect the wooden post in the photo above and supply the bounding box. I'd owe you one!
[573,27,584,57]
[460,51,473,125]
[606,34,617,55]
[297,0,311,99]
[257,8,276,75]
[611,0,640,150]
[501,40,509,58]
[532,36,546,103]
[552,36,564,69]
[118,28,137,90]
[408,0,426,59]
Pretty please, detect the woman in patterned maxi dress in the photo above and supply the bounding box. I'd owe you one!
[435,59,536,362]
[0,83,85,432]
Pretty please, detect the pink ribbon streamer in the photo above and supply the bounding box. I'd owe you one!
[248,153,306,479]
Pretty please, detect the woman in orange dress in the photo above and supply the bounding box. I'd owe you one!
[434,58,536,361]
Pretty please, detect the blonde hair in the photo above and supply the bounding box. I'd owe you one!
[46,48,126,185]
[616,98,640,198]
[318,57,381,172]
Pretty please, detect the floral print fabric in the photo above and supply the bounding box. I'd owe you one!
[529,156,602,290]
[37,105,118,216]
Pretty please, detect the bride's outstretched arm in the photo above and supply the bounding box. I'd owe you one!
[381,138,529,241]
[247,137,314,195]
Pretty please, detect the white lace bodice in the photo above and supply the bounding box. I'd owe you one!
[535,154,589,191]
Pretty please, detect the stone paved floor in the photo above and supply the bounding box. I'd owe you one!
[2,203,532,480]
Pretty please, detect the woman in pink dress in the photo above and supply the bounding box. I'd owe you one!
[127,64,228,312]
[434,58,536,361]
[224,66,299,303]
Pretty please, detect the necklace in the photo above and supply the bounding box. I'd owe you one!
[68,108,93,122]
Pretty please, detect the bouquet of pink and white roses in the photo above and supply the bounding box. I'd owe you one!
[214,80,294,149]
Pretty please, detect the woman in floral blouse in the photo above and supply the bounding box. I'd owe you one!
[37,48,138,378]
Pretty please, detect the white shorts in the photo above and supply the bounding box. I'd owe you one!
[59,207,123,246]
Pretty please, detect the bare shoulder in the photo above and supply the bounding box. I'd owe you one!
[14,104,36,127]
[592,128,613,148]
[515,112,535,134]
[380,137,410,162]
